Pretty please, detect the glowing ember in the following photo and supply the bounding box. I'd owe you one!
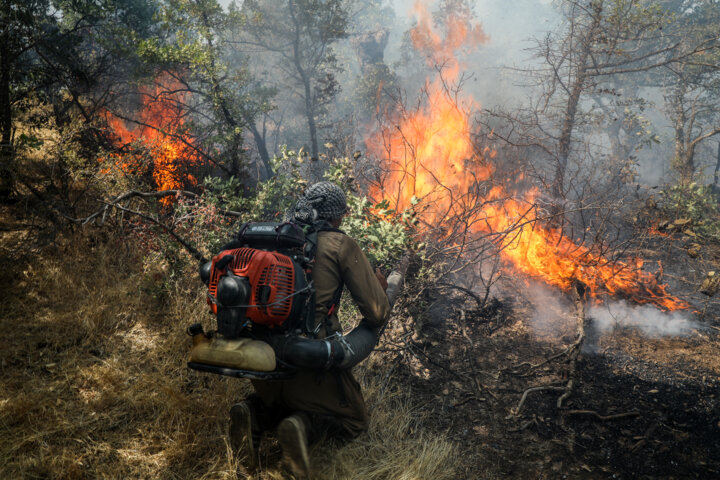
[102,74,202,204]
[648,222,671,237]
[367,3,688,311]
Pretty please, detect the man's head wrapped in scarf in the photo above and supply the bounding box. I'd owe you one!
[290,181,348,224]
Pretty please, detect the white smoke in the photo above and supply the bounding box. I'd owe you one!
[588,300,700,338]
[519,281,701,344]
[525,282,577,340]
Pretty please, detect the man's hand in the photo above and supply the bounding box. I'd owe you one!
[375,267,388,291]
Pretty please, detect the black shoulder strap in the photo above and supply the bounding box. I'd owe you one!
[301,220,346,336]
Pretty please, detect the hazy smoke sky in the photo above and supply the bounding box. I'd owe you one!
[388,0,559,106]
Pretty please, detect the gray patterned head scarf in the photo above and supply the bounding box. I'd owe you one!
[291,181,348,223]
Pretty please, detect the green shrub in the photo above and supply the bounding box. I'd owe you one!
[658,182,720,240]
[164,151,421,274]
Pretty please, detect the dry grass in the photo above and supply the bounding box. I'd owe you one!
[0,230,457,479]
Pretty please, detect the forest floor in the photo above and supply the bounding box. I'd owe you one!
[1,197,719,479]
[379,221,720,479]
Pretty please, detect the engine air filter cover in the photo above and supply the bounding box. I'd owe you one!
[208,247,308,330]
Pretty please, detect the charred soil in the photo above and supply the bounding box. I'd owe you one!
[375,229,720,479]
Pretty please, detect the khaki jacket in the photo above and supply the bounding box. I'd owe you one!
[251,230,390,438]
[310,230,390,338]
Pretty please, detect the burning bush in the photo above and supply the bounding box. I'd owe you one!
[362,1,689,313]
[101,74,205,204]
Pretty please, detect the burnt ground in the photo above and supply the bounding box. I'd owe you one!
[369,231,720,480]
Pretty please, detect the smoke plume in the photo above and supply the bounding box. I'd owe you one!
[588,300,701,338]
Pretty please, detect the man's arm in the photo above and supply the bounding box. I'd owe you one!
[338,236,391,328]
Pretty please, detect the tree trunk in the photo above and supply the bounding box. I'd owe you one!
[289,0,320,180]
[552,1,603,203]
[0,41,14,199]
[249,122,273,180]
[303,82,319,162]
[670,79,692,183]
[199,9,246,179]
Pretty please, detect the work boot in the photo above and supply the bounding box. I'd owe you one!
[277,414,311,479]
[229,402,259,469]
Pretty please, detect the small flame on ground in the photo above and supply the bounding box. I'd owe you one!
[648,222,670,237]
[366,2,689,312]
[102,74,202,204]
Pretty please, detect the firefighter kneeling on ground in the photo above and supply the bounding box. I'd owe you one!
[229,181,390,478]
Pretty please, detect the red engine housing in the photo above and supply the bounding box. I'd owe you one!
[207,247,302,328]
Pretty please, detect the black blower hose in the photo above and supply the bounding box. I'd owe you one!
[274,269,405,370]
[271,319,379,370]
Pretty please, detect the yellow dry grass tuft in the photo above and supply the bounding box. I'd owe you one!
[313,371,457,480]
[1,231,457,479]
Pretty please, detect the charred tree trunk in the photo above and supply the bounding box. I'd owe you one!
[0,41,14,199]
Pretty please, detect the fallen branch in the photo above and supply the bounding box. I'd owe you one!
[510,281,588,416]
[631,422,660,451]
[111,203,207,262]
[464,344,498,401]
[55,189,253,263]
[511,384,566,416]
[61,189,245,226]
[458,309,497,400]
[63,190,198,225]
[508,340,583,374]
[564,409,641,421]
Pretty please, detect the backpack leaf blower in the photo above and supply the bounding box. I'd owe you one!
[187,222,405,380]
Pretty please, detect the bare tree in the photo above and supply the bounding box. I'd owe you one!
[487,0,719,207]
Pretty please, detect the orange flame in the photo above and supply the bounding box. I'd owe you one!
[102,74,202,204]
[367,3,688,311]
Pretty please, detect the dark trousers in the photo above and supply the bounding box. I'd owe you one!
[249,368,368,443]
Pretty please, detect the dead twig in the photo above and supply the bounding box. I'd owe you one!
[511,282,588,416]
[631,422,659,451]
[557,281,588,409]
[511,384,566,416]
[508,415,539,432]
[508,339,584,374]
[112,203,207,262]
[55,188,251,263]
[61,189,246,227]
[564,409,641,421]
[458,309,497,400]
[436,282,486,309]
[508,283,588,377]
[62,189,198,225]
[463,345,498,401]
